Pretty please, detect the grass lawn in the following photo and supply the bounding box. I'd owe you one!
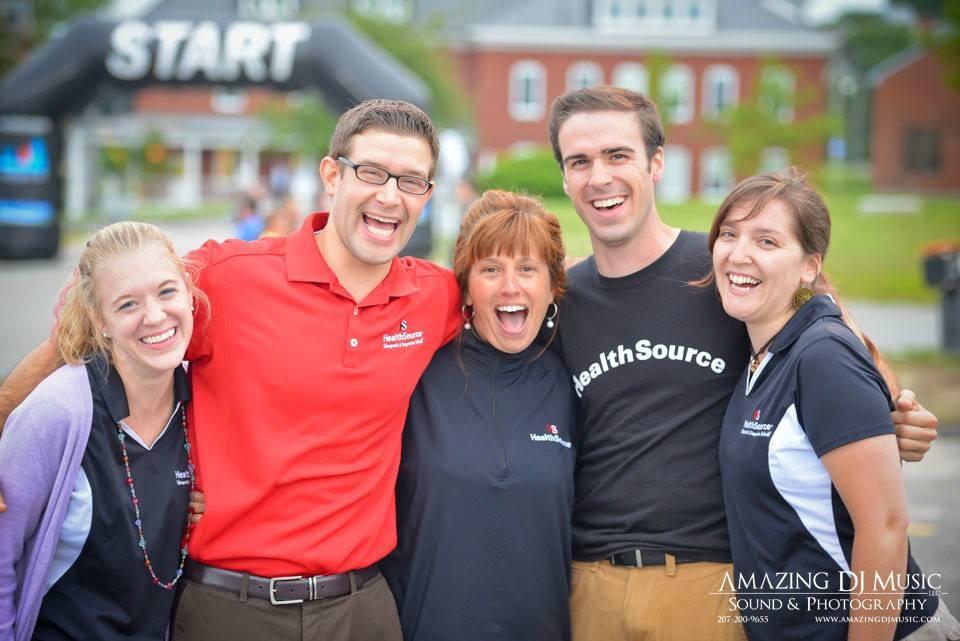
[542,193,960,303]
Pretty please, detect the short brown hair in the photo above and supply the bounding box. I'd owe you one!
[328,99,439,177]
[453,190,567,326]
[548,86,665,167]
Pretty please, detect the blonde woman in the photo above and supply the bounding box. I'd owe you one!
[0,222,204,641]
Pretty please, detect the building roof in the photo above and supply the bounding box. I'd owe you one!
[867,45,927,88]
[443,0,835,55]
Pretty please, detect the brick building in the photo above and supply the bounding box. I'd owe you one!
[870,47,960,193]
[442,0,835,202]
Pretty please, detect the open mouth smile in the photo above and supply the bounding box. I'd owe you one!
[727,273,761,292]
[140,327,177,345]
[591,196,626,210]
[495,304,529,334]
[363,213,400,239]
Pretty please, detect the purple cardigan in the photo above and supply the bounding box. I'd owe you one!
[0,364,92,641]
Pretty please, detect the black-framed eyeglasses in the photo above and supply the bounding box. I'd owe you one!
[337,156,433,196]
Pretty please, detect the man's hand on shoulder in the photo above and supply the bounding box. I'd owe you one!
[893,389,938,463]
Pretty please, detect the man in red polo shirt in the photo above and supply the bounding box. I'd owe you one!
[0,99,462,641]
[172,99,461,640]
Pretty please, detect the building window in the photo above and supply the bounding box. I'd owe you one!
[661,64,694,124]
[759,67,795,123]
[657,145,691,203]
[613,63,649,94]
[567,62,603,91]
[211,87,249,114]
[350,0,410,23]
[237,0,299,20]
[700,146,733,201]
[702,64,738,120]
[594,0,714,30]
[903,129,941,173]
[760,146,790,172]
[509,60,547,122]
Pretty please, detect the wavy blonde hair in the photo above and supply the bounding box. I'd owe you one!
[54,221,206,364]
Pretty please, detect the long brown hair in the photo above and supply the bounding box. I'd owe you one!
[703,167,898,395]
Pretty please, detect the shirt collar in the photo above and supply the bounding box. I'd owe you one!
[770,295,843,355]
[285,212,421,304]
[87,353,191,425]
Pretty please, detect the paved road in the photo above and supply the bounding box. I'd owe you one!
[0,219,233,376]
[0,218,957,613]
[902,434,960,612]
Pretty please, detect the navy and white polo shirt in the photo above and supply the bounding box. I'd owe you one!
[33,356,192,640]
[720,296,937,641]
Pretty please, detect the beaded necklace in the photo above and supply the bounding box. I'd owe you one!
[116,407,194,590]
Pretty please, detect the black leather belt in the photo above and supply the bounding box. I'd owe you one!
[185,560,380,605]
[607,549,699,568]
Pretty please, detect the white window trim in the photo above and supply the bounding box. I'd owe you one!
[566,61,603,92]
[702,64,739,120]
[761,67,796,124]
[509,60,547,122]
[662,63,694,124]
[699,146,733,201]
[657,144,691,203]
[612,62,649,94]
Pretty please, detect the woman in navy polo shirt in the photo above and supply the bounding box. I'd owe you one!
[381,190,576,641]
[706,167,959,641]
[0,222,204,641]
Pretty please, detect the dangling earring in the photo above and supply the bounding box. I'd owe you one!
[461,304,474,331]
[545,302,558,329]
[792,285,814,310]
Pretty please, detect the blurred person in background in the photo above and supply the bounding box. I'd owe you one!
[0,222,204,641]
[233,191,264,241]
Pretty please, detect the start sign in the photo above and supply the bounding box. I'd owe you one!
[105,20,311,84]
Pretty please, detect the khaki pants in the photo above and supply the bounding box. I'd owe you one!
[570,558,746,641]
[171,572,402,641]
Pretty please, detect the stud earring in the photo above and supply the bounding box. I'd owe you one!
[545,302,558,329]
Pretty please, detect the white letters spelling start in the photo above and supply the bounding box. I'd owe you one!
[105,20,311,83]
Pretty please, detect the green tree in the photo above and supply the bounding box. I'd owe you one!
[1,0,108,76]
[833,11,917,74]
[258,93,338,159]
[347,12,471,127]
[709,61,837,177]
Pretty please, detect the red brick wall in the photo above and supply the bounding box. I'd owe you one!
[134,87,281,114]
[454,48,828,187]
[872,52,960,192]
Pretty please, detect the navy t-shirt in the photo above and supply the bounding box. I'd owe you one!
[720,297,938,641]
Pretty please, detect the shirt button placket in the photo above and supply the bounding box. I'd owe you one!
[345,306,362,368]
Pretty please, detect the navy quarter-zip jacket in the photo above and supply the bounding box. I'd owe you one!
[382,330,577,641]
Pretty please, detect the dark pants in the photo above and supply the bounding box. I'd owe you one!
[171,573,402,641]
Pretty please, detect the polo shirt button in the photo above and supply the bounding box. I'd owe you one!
[349,338,359,348]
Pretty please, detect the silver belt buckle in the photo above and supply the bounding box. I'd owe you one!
[634,550,644,568]
[269,575,304,605]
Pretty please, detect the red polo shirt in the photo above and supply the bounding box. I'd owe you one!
[185,213,461,576]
